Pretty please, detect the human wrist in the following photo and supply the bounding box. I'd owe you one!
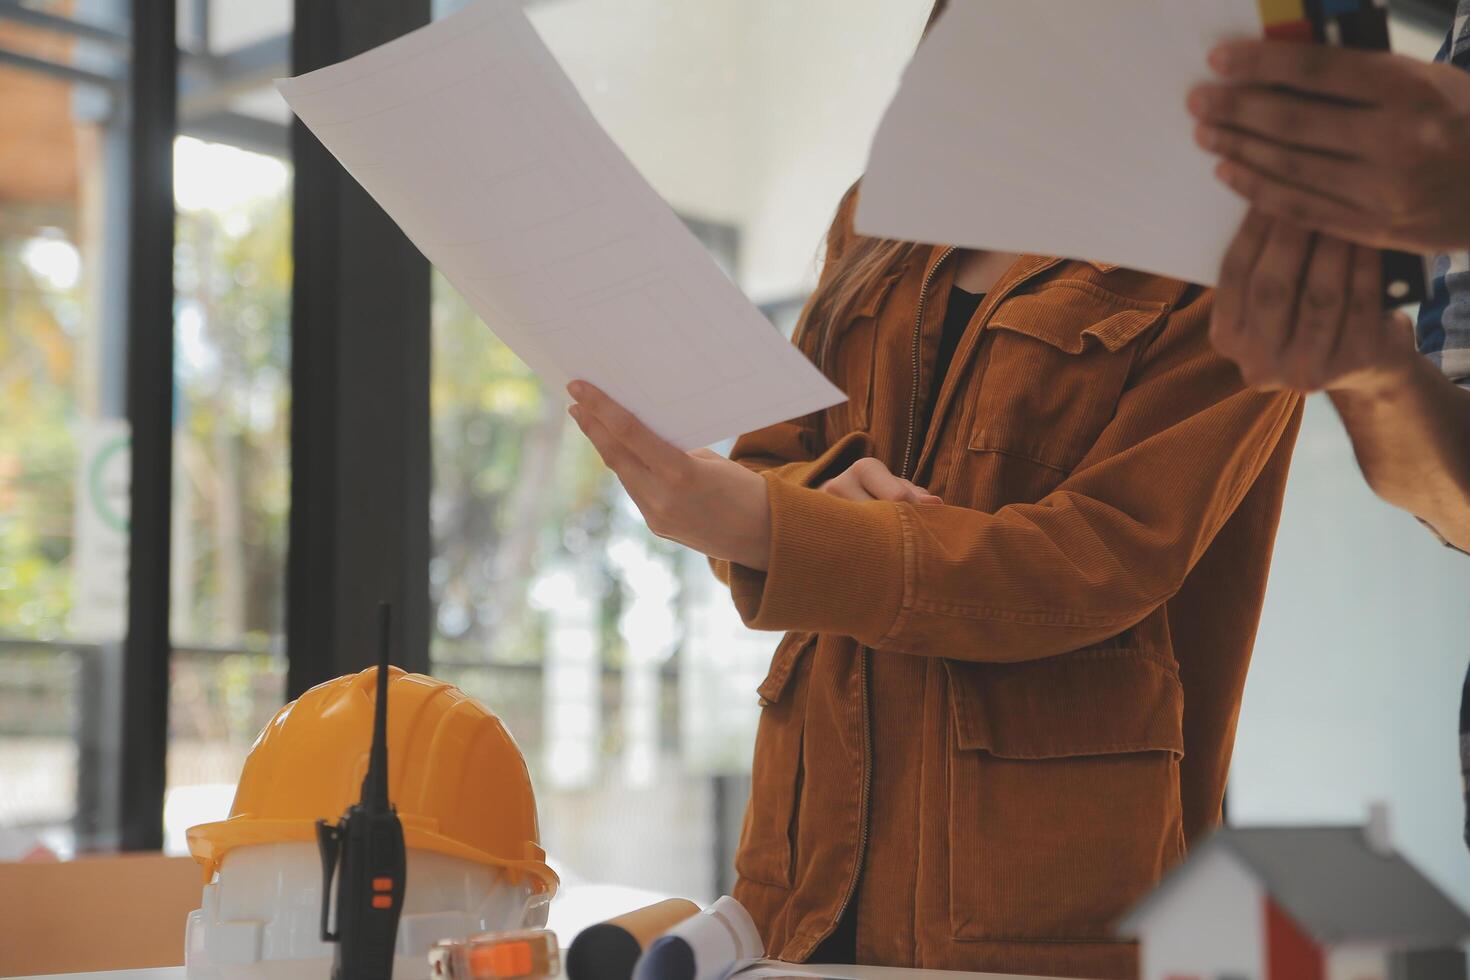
[730,467,774,571]
[1326,343,1422,402]
[740,506,773,572]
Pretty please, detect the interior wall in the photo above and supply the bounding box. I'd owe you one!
[529,0,756,226]
[737,0,931,301]
[529,0,931,303]
[1230,395,1470,911]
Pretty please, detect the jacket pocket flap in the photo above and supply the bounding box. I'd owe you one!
[988,284,1169,354]
[758,631,816,706]
[945,648,1183,758]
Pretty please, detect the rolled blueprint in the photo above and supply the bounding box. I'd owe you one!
[631,896,763,980]
[566,899,702,980]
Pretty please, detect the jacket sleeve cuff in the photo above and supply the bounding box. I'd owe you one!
[710,432,872,587]
[727,470,907,641]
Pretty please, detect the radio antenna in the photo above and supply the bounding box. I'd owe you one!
[317,600,405,980]
[363,601,391,810]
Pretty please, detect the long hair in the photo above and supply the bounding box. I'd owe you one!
[796,0,951,376]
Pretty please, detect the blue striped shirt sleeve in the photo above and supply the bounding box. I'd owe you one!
[1417,2,1470,390]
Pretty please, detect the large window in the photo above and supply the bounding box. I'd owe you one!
[1,0,134,856]
[0,0,294,859]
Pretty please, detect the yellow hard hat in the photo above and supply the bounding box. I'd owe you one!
[187,667,557,896]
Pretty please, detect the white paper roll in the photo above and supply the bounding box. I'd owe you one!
[632,896,763,980]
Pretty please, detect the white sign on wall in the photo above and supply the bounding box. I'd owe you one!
[70,417,130,641]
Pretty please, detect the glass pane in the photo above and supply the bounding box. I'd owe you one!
[427,0,929,932]
[163,0,292,854]
[0,0,132,858]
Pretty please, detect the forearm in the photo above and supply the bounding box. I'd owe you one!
[726,387,1298,660]
[1330,356,1470,551]
[726,479,1162,661]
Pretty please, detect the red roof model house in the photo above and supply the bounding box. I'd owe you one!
[1117,810,1470,980]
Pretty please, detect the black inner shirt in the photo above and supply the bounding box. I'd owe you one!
[920,285,985,434]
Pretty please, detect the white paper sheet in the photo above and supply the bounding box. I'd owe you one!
[276,0,843,450]
[632,896,763,980]
[855,0,1265,288]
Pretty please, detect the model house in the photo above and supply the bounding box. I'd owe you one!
[1118,811,1470,980]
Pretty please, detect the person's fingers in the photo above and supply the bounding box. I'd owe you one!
[1380,310,1420,364]
[1205,40,1437,107]
[1212,210,1274,353]
[855,460,931,503]
[1187,83,1390,159]
[853,460,909,501]
[1237,220,1314,388]
[818,472,876,502]
[820,459,942,504]
[1196,123,1386,218]
[569,404,652,488]
[822,478,939,504]
[1384,310,1416,343]
[1212,159,1383,243]
[570,404,691,542]
[1317,246,1398,391]
[568,381,688,474]
[1280,235,1352,391]
[893,479,941,503]
[898,483,943,505]
[1343,245,1387,358]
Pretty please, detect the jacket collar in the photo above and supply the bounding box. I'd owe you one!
[920,244,1118,282]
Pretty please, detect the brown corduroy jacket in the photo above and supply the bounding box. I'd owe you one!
[710,200,1304,979]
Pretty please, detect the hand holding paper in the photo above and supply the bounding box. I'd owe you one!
[1190,37,1470,255]
[566,382,773,571]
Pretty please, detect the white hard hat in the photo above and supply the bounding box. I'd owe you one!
[185,842,549,980]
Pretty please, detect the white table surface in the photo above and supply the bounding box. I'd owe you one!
[6,967,1065,980]
[7,972,185,980]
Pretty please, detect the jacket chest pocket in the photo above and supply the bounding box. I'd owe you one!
[735,631,815,890]
[944,648,1186,943]
[966,282,1170,482]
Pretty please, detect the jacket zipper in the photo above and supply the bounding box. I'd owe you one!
[900,246,957,480]
[815,252,1062,958]
[816,246,957,959]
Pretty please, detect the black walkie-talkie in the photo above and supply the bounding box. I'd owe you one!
[317,603,407,980]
